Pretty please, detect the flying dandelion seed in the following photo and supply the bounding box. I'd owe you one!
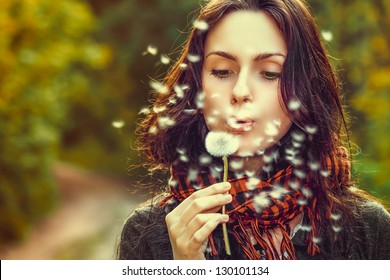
[193,19,209,31]
[214,165,223,172]
[179,154,189,162]
[331,213,341,221]
[263,154,273,163]
[188,54,201,63]
[174,84,184,99]
[153,105,167,113]
[193,184,202,190]
[169,179,178,187]
[256,149,265,155]
[290,180,301,190]
[179,63,188,69]
[235,172,244,178]
[199,154,212,165]
[149,125,158,134]
[206,116,216,125]
[160,55,170,65]
[320,170,330,177]
[312,237,322,244]
[111,120,125,129]
[168,97,177,105]
[270,187,288,199]
[292,141,302,148]
[293,169,306,179]
[321,30,333,42]
[184,109,197,114]
[149,80,169,95]
[245,170,256,177]
[264,121,280,137]
[254,194,271,212]
[302,187,313,198]
[157,116,175,129]
[247,177,260,190]
[188,168,198,181]
[230,159,244,170]
[139,107,150,115]
[300,224,312,231]
[298,198,308,205]
[285,148,299,157]
[291,131,305,142]
[308,161,320,171]
[288,99,301,111]
[262,165,273,173]
[176,147,187,155]
[195,91,205,109]
[305,125,318,134]
[332,225,342,233]
[145,44,158,55]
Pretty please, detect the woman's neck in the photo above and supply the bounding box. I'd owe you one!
[229,155,264,176]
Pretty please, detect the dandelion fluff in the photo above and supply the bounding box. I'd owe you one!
[288,99,301,111]
[146,44,158,55]
[187,54,201,63]
[149,80,169,95]
[205,131,239,157]
[174,84,184,99]
[157,116,175,129]
[321,30,333,42]
[160,54,170,65]
[264,121,280,137]
[111,120,125,129]
[139,107,150,115]
[193,20,209,31]
[153,105,166,113]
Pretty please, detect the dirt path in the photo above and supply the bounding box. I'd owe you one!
[0,163,147,260]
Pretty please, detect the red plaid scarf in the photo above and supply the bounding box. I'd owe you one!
[160,147,351,259]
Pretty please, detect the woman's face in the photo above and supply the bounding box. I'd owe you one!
[202,10,292,157]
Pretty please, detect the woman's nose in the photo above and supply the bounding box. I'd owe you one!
[231,71,253,104]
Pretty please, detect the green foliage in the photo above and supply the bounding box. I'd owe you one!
[307,0,390,203]
[0,0,110,243]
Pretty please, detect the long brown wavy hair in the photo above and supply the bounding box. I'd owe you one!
[136,0,375,257]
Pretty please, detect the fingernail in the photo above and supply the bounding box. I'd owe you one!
[222,182,231,190]
[224,193,232,202]
[221,214,229,223]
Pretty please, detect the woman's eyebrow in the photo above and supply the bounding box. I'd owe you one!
[205,51,285,61]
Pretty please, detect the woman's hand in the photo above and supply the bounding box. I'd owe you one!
[165,182,232,260]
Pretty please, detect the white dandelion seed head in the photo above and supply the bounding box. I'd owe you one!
[305,125,318,135]
[187,53,201,63]
[111,120,125,129]
[288,99,301,111]
[153,105,167,113]
[205,131,240,157]
[157,116,175,129]
[160,54,170,65]
[193,19,209,31]
[139,107,151,115]
[199,154,212,165]
[247,177,260,190]
[149,125,158,134]
[149,80,169,94]
[321,30,333,42]
[146,44,158,55]
[230,159,244,170]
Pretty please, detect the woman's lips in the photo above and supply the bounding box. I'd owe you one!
[226,117,255,132]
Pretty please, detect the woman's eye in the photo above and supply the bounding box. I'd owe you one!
[261,71,281,81]
[210,69,233,79]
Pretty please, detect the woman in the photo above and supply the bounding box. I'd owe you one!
[118,0,390,260]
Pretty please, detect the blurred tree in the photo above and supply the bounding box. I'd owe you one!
[307,0,390,204]
[0,0,110,243]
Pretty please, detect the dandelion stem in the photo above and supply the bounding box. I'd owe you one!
[222,155,231,255]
